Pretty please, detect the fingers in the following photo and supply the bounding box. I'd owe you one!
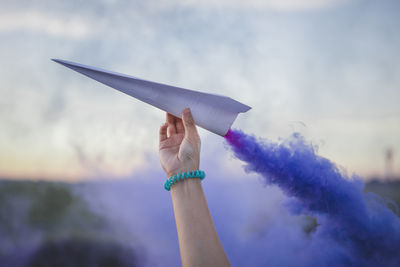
[182,108,199,141]
[166,113,177,136]
[159,122,168,142]
[176,117,184,134]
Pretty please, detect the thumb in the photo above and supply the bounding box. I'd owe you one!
[182,108,199,140]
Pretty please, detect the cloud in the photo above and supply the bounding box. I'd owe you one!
[0,11,91,39]
[0,0,399,180]
[170,0,357,11]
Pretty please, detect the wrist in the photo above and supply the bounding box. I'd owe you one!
[166,166,199,178]
[170,176,202,193]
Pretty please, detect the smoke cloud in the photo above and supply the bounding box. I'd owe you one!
[2,130,400,266]
[74,130,400,266]
[225,129,400,266]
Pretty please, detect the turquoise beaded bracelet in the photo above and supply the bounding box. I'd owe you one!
[164,170,206,191]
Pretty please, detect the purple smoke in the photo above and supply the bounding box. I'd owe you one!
[37,129,400,266]
[225,129,400,266]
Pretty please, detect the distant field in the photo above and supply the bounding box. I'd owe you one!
[0,178,398,266]
[364,180,400,214]
[0,180,139,266]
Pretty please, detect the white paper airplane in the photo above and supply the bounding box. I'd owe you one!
[52,59,251,136]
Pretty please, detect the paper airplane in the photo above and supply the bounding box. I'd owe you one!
[52,59,251,136]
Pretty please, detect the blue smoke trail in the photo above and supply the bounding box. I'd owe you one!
[225,129,400,266]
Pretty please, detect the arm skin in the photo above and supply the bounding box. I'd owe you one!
[159,108,231,267]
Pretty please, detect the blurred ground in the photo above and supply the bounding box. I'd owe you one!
[0,180,140,267]
[364,179,400,213]
[0,177,398,266]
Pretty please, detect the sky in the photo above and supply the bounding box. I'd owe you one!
[0,0,399,181]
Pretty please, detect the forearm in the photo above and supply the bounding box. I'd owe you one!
[170,178,230,267]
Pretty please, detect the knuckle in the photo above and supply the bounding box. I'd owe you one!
[185,118,194,126]
[184,113,194,125]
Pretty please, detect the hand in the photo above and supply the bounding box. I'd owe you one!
[159,108,201,178]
